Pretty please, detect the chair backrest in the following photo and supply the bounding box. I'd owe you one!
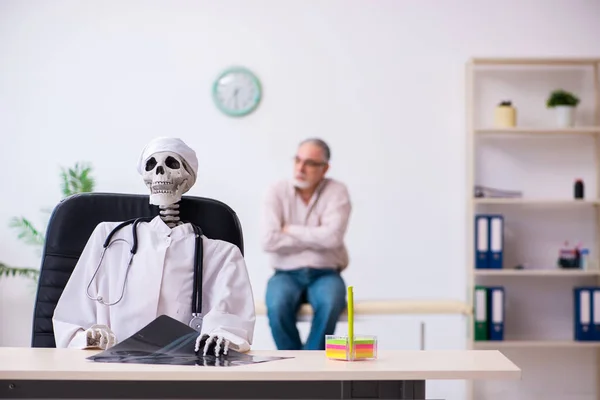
[31,192,244,348]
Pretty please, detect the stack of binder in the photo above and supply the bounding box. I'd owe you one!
[574,287,600,341]
[474,185,523,199]
[474,286,505,341]
[475,214,504,269]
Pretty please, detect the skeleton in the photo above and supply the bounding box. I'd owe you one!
[142,151,192,227]
[142,150,233,356]
[83,147,233,357]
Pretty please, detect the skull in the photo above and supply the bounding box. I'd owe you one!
[142,151,192,206]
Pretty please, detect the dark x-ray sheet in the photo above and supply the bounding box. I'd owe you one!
[86,315,291,367]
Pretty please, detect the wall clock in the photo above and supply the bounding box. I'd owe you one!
[212,66,262,117]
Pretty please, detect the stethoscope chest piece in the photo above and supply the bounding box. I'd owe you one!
[189,315,203,332]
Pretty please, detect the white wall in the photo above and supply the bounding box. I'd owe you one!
[1,1,599,399]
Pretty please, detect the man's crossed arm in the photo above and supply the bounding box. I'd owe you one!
[261,185,351,253]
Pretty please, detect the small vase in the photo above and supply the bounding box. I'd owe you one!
[494,105,516,127]
[555,105,575,127]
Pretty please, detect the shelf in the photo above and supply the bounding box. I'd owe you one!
[470,57,600,66]
[466,55,600,400]
[473,198,599,206]
[474,269,600,277]
[475,127,600,135]
[473,340,600,348]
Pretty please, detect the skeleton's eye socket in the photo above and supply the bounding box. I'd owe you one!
[165,156,181,169]
[145,157,157,171]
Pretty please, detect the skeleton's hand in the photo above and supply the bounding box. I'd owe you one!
[194,333,230,356]
[84,324,117,350]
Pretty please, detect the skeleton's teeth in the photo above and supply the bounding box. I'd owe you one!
[141,152,189,209]
[151,182,174,190]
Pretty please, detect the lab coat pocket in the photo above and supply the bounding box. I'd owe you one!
[175,299,192,321]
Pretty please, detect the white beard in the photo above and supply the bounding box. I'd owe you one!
[292,178,311,189]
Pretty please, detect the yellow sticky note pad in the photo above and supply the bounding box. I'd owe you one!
[325,335,378,361]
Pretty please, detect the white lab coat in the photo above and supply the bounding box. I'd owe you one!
[52,215,255,352]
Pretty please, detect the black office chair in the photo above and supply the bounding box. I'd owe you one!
[30,192,244,348]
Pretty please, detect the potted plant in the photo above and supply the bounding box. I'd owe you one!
[494,100,516,127]
[546,89,580,127]
[0,162,95,283]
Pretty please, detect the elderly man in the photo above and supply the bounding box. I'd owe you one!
[262,138,352,350]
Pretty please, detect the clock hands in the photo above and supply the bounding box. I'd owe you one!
[233,88,239,110]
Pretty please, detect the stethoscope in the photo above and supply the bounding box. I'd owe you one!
[85,217,205,332]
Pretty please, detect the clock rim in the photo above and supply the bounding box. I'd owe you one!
[212,66,262,117]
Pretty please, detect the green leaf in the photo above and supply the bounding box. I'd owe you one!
[60,169,71,197]
[0,263,40,282]
[547,89,580,108]
[8,217,45,247]
[59,162,95,197]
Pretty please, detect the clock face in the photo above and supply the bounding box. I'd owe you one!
[212,67,262,117]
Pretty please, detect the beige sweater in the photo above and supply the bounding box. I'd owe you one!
[261,178,352,271]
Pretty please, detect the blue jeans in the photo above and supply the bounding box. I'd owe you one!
[265,267,346,350]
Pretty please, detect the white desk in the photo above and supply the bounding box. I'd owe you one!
[0,347,520,399]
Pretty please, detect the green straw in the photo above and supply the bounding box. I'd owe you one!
[347,286,354,358]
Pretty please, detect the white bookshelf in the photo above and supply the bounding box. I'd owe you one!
[474,269,600,277]
[473,340,600,349]
[476,127,600,135]
[473,198,600,205]
[466,57,600,400]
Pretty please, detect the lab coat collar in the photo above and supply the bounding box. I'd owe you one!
[147,215,195,240]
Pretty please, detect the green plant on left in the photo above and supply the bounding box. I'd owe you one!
[59,162,95,197]
[0,162,95,282]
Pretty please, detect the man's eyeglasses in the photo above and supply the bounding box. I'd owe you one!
[294,156,327,168]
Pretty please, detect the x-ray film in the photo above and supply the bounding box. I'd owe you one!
[87,315,290,367]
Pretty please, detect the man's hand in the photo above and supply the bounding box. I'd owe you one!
[194,333,231,356]
[84,324,117,350]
